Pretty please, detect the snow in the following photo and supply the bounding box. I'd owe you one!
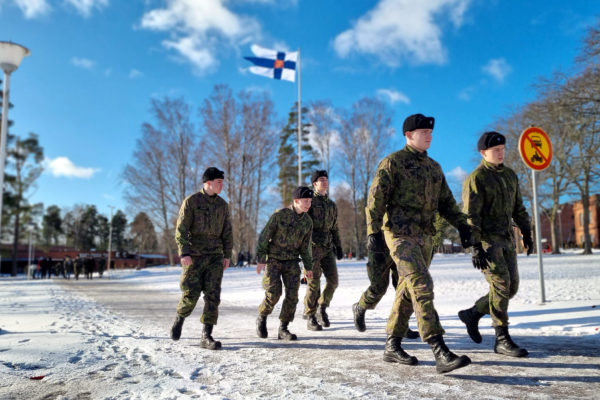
[1,251,599,399]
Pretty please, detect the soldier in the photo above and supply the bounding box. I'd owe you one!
[256,186,314,341]
[302,170,343,331]
[98,255,106,278]
[170,167,232,350]
[84,255,95,279]
[62,255,73,280]
[367,113,473,374]
[458,131,533,357]
[73,256,82,280]
[352,242,419,339]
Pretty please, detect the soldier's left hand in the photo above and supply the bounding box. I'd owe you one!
[523,231,534,256]
[458,224,473,249]
[305,270,313,279]
[256,263,266,274]
[223,258,230,270]
[336,246,344,260]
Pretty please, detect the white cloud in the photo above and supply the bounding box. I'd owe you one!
[44,157,100,178]
[71,57,95,69]
[446,166,468,182]
[64,0,108,17]
[482,58,512,83]
[376,88,410,105]
[140,0,261,73]
[12,0,50,18]
[333,0,471,66]
[129,68,142,78]
[458,86,475,101]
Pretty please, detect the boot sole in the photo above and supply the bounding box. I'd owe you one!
[278,334,297,341]
[307,326,323,331]
[436,355,471,374]
[201,342,222,350]
[383,352,418,365]
[494,348,528,357]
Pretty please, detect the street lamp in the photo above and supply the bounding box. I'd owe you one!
[0,41,30,271]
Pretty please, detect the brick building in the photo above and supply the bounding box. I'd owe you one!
[539,194,599,249]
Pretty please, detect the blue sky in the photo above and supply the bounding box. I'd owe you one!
[0,0,597,218]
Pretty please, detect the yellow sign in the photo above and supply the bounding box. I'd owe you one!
[519,127,552,170]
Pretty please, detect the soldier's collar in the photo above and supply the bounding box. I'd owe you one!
[481,159,504,171]
[200,188,218,199]
[404,144,428,158]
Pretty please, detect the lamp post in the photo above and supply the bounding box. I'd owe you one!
[106,205,114,279]
[0,41,30,276]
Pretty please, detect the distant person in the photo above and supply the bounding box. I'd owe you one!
[170,167,233,350]
[84,255,95,279]
[366,113,473,373]
[303,170,343,331]
[63,256,73,280]
[458,131,533,358]
[255,186,314,341]
[98,255,106,278]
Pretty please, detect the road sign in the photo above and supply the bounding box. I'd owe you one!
[519,127,553,170]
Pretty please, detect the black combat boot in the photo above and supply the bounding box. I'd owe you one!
[352,303,366,332]
[427,335,471,374]
[307,315,323,331]
[494,326,528,357]
[256,315,268,338]
[404,328,419,339]
[458,306,484,343]
[278,322,297,341]
[200,324,222,350]
[170,314,185,341]
[383,336,418,365]
[317,305,330,327]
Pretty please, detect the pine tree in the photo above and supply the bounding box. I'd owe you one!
[277,102,319,206]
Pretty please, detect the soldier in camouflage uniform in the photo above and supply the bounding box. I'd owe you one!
[352,242,419,339]
[459,131,533,358]
[302,170,343,331]
[366,113,473,374]
[170,167,233,350]
[256,186,314,341]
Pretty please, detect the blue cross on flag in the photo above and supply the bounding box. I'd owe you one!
[244,44,297,82]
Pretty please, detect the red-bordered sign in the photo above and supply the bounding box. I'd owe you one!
[519,127,552,170]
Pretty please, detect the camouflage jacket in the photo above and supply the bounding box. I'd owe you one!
[366,145,468,237]
[462,159,531,243]
[256,205,313,270]
[175,188,233,259]
[308,191,342,250]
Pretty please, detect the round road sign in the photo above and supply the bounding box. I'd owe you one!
[519,127,552,170]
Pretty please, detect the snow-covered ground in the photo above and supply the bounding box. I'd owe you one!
[1,251,599,399]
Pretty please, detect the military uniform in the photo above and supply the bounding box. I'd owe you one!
[303,191,342,317]
[367,145,469,341]
[73,257,81,280]
[174,188,233,326]
[257,205,313,322]
[358,245,399,310]
[462,159,530,327]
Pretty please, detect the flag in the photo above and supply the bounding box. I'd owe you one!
[244,44,297,82]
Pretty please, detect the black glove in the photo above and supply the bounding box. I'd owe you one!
[336,246,344,260]
[367,231,386,253]
[457,224,473,248]
[522,230,534,256]
[471,242,490,270]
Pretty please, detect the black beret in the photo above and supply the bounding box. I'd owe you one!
[202,167,225,182]
[477,131,506,151]
[293,186,314,199]
[403,113,435,135]
[311,170,328,183]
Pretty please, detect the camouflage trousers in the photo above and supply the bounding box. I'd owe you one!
[258,259,301,323]
[176,254,224,326]
[358,246,399,310]
[473,239,519,327]
[385,233,444,341]
[303,246,338,316]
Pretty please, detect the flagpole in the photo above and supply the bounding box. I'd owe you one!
[297,47,302,187]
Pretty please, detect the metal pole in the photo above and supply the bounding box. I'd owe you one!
[107,206,114,279]
[27,227,32,279]
[532,170,546,303]
[297,48,302,187]
[0,71,11,250]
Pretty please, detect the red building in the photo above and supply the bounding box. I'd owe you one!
[539,194,599,249]
[573,194,600,248]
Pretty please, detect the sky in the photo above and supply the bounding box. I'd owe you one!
[0,0,598,219]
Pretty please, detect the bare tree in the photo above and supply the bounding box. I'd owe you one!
[307,100,339,175]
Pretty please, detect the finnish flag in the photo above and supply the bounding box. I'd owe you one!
[244,45,297,82]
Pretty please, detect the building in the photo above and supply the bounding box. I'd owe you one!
[573,194,600,248]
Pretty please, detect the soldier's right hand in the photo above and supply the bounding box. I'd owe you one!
[367,231,386,253]
[180,256,193,267]
[256,263,266,274]
[471,243,490,270]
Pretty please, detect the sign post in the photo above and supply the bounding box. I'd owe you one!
[518,126,553,304]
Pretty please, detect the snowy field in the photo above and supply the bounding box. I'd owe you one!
[1,251,599,399]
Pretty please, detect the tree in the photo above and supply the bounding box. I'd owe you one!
[307,100,339,175]
[111,210,128,252]
[130,212,158,254]
[3,133,44,276]
[277,102,319,206]
[42,205,62,246]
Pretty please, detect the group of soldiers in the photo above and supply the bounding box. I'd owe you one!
[169,113,533,374]
[32,254,107,280]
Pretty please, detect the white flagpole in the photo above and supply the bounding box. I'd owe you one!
[297,48,302,187]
